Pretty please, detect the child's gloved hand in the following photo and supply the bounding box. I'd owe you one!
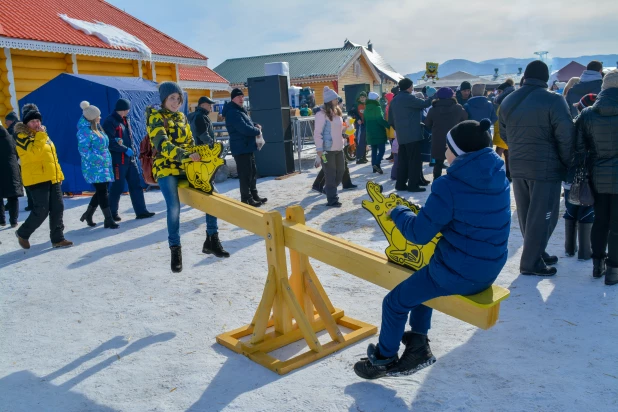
[125,148,134,157]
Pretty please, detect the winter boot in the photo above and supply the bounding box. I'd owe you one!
[564,219,577,257]
[16,232,30,249]
[102,207,120,229]
[521,266,557,276]
[577,223,592,261]
[52,239,74,248]
[251,191,268,204]
[353,343,399,380]
[136,211,156,219]
[542,252,559,266]
[242,198,262,207]
[593,258,606,278]
[202,233,230,258]
[80,205,97,227]
[393,332,437,376]
[605,266,618,286]
[170,246,182,273]
[112,214,122,222]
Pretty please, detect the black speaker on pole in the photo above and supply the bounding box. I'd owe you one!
[248,75,289,111]
[255,141,295,177]
[250,108,292,143]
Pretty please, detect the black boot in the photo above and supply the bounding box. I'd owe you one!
[521,265,557,276]
[605,266,618,286]
[136,211,155,219]
[102,207,120,229]
[203,233,230,258]
[251,191,267,204]
[577,222,592,261]
[80,205,97,227]
[542,252,559,266]
[353,343,399,380]
[170,246,182,273]
[393,332,437,376]
[112,214,122,222]
[242,198,262,207]
[564,219,577,257]
[593,258,606,279]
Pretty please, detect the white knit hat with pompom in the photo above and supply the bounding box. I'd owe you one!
[80,101,101,121]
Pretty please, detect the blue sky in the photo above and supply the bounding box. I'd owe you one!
[108,0,618,75]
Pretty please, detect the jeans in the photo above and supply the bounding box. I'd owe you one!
[0,197,19,225]
[323,151,345,204]
[233,153,258,202]
[563,189,594,223]
[158,175,218,247]
[378,266,491,358]
[591,192,618,267]
[371,144,385,167]
[16,181,65,243]
[355,124,367,160]
[88,182,110,210]
[109,161,148,216]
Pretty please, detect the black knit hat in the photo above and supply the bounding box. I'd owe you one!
[497,82,510,91]
[115,98,131,111]
[399,78,413,91]
[231,88,244,99]
[21,104,42,125]
[460,81,472,91]
[4,111,18,122]
[447,119,492,157]
[391,86,400,95]
[524,60,549,83]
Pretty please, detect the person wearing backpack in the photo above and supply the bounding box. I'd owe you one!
[188,96,216,146]
[103,98,154,222]
[146,82,229,273]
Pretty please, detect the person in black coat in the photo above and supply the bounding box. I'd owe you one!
[574,70,618,285]
[4,111,32,211]
[0,121,24,227]
[500,60,575,277]
[188,96,216,145]
[566,61,604,118]
[102,98,154,222]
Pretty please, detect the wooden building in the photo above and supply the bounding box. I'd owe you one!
[0,0,228,119]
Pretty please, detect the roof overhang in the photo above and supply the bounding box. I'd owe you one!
[0,37,208,66]
[338,48,382,84]
[178,80,230,91]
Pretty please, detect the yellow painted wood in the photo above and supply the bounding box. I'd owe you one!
[304,275,343,343]
[77,61,134,74]
[11,56,67,70]
[280,280,322,352]
[9,69,61,82]
[11,50,64,59]
[250,267,277,345]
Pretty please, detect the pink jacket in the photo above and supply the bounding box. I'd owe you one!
[313,110,344,152]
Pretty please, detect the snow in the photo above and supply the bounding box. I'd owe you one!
[1,152,617,411]
[59,14,152,60]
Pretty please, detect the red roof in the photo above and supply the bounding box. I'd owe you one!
[0,0,206,61]
[178,65,228,84]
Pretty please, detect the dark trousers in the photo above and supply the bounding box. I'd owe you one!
[591,193,618,267]
[109,162,147,216]
[512,179,561,272]
[0,197,19,225]
[16,181,65,243]
[371,144,385,166]
[396,141,422,190]
[25,186,33,209]
[234,153,258,201]
[355,125,367,160]
[563,189,594,223]
[323,151,345,204]
[433,159,445,180]
[378,265,490,358]
[312,160,353,191]
[88,182,111,210]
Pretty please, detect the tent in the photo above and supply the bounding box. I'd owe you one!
[19,74,187,193]
[555,61,586,82]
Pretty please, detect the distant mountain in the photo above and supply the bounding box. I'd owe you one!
[406,55,618,82]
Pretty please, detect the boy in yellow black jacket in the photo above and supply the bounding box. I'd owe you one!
[14,104,73,249]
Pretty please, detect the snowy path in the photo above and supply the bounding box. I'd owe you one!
[1,154,617,412]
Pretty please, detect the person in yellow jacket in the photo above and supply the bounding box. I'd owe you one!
[14,104,73,249]
[146,82,228,273]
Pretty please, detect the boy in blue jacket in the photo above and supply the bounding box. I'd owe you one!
[355,119,511,379]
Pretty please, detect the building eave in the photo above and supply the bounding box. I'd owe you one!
[178,80,230,91]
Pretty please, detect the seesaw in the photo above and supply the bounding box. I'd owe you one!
[175,143,510,374]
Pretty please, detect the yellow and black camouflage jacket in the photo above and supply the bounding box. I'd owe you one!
[146,107,195,179]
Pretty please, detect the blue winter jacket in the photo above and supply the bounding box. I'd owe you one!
[222,102,261,156]
[464,96,498,124]
[390,148,511,292]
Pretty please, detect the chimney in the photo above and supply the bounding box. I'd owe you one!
[367,40,373,52]
[518,67,523,75]
[494,68,499,78]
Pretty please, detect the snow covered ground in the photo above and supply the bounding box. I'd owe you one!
[1,152,617,412]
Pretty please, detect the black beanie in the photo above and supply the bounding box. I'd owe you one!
[231,88,244,99]
[460,81,472,91]
[115,98,131,111]
[524,60,549,83]
[497,82,509,91]
[391,86,400,95]
[447,119,492,157]
[399,78,413,91]
[21,104,42,125]
[5,111,18,122]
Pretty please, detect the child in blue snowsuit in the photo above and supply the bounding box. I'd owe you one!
[355,119,511,379]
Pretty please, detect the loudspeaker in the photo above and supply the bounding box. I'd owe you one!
[343,83,370,110]
[250,108,292,143]
[248,75,289,111]
[255,141,295,177]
